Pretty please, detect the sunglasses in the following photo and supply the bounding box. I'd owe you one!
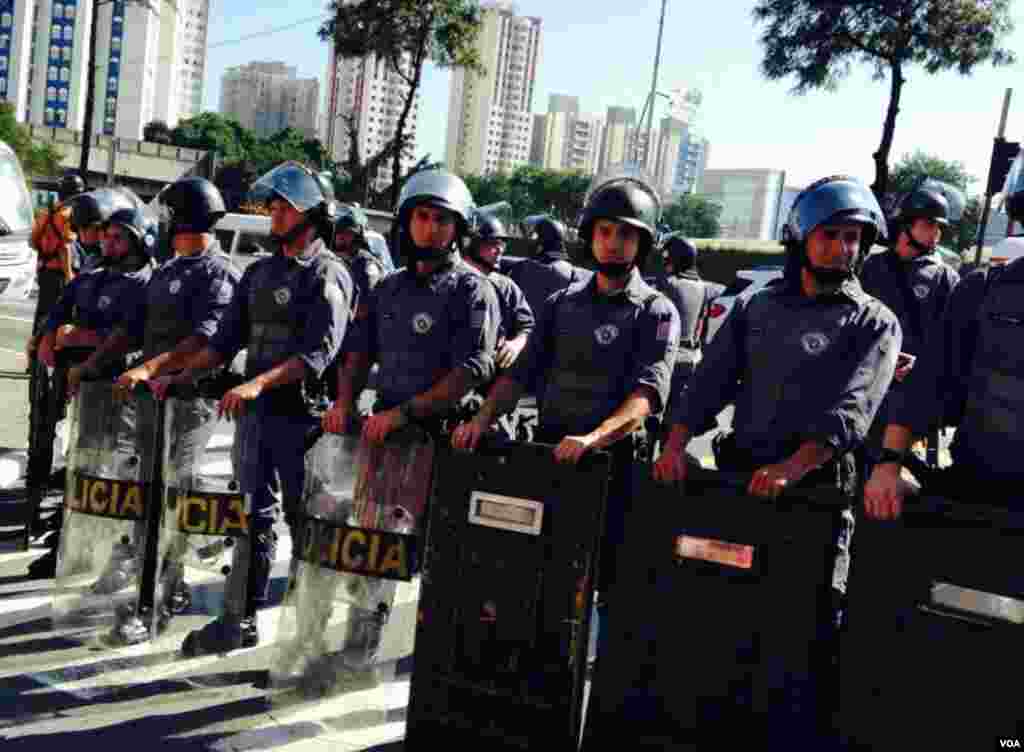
[822,228,862,244]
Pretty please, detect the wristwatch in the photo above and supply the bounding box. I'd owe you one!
[878,448,906,466]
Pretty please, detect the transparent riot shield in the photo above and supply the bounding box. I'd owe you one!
[52,380,160,639]
[270,425,434,705]
[150,396,249,653]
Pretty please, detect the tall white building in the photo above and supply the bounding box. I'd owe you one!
[529,94,602,175]
[0,0,208,141]
[221,61,319,140]
[445,0,541,175]
[324,42,421,190]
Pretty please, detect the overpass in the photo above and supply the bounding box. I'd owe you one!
[26,125,213,199]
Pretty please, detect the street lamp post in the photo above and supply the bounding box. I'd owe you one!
[644,0,668,168]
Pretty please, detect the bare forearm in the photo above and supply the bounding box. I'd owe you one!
[338,352,370,412]
[250,356,307,392]
[881,424,914,453]
[786,440,835,476]
[83,331,133,374]
[179,347,226,376]
[476,375,527,425]
[407,367,476,419]
[586,388,654,451]
[138,335,209,379]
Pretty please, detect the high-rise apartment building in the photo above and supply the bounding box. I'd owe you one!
[446,0,541,175]
[323,42,422,189]
[597,105,636,173]
[0,0,209,139]
[220,61,319,140]
[529,93,602,175]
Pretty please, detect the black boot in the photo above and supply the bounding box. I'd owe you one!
[180,615,258,657]
[26,532,59,579]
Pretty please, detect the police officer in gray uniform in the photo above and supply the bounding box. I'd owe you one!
[859,182,960,467]
[505,214,591,319]
[453,170,680,663]
[865,157,1024,519]
[166,161,353,652]
[323,170,501,442]
[333,206,385,304]
[654,233,713,418]
[462,213,534,370]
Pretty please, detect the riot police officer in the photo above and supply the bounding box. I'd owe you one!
[654,233,713,419]
[166,161,353,652]
[452,169,680,663]
[333,205,385,305]
[505,214,591,318]
[30,205,155,577]
[462,213,534,370]
[865,155,1024,519]
[322,169,501,443]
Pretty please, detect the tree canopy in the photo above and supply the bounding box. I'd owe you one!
[0,103,65,178]
[753,0,1015,198]
[662,194,724,238]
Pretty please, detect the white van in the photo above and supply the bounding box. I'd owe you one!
[0,140,43,301]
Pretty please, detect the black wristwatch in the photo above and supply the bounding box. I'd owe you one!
[878,448,906,466]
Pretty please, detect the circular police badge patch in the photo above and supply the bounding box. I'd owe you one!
[913,283,930,300]
[801,331,830,356]
[594,324,619,346]
[273,287,291,306]
[98,295,111,310]
[412,312,434,335]
[169,279,182,294]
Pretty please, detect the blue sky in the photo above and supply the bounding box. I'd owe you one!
[202,0,1024,195]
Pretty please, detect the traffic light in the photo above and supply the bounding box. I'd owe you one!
[987,137,1021,195]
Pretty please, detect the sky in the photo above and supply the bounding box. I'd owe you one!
[201,0,1024,196]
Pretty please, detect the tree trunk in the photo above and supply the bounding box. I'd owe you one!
[871,60,904,201]
[389,12,433,210]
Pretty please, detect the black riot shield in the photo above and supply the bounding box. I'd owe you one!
[581,468,849,750]
[150,395,250,654]
[52,379,161,638]
[270,426,434,704]
[839,494,1024,751]
[405,440,610,752]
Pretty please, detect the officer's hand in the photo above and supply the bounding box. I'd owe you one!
[553,435,595,465]
[496,336,526,370]
[218,381,263,420]
[863,463,908,521]
[653,441,689,484]
[363,408,405,445]
[323,404,352,435]
[748,461,806,500]
[38,334,56,368]
[452,416,488,452]
[113,366,149,402]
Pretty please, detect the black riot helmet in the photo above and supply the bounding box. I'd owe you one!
[395,169,475,263]
[466,212,510,273]
[661,232,698,274]
[248,161,337,250]
[578,166,661,277]
[1003,152,1024,224]
[335,205,369,237]
[106,205,159,258]
[522,214,566,256]
[889,183,951,255]
[69,187,141,231]
[57,171,86,202]
[155,177,226,234]
[782,174,887,286]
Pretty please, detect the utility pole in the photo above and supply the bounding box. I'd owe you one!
[975,88,1018,265]
[643,0,667,171]
[78,0,104,177]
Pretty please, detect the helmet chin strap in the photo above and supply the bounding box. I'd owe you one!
[271,216,313,252]
[595,261,634,278]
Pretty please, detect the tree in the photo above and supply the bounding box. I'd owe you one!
[0,103,65,178]
[956,195,981,253]
[321,0,485,208]
[462,166,591,225]
[143,119,173,144]
[169,112,257,164]
[753,0,1015,199]
[889,149,975,195]
[662,194,723,238]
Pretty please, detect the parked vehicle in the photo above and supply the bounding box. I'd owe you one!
[0,140,42,301]
[703,266,784,344]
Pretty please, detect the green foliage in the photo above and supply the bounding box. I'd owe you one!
[321,0,484,208]
[461,166,591,226]
[889,150,976,194]
[662,194,723,238]
[0,102,64,178]
[753,0,1015,196]
[956,195,982,253]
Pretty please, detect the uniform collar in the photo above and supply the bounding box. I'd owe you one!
[281,238,324,266]
[779,273,865,305]
[585,267,649,304]
[167,238,222,267]
[537,249,570,264]
[410,252,458,285]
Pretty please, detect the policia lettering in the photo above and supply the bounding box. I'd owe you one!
[301,518,416,581]
[66,472,148,521]
[167,489,248,537]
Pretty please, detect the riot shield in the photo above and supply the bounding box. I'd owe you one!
[150,395,250,654]
[52,379,160,638]
[405,439,610,751]
[839,494,1024,750]
[270,426,434,704]
[581,468,849,750]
